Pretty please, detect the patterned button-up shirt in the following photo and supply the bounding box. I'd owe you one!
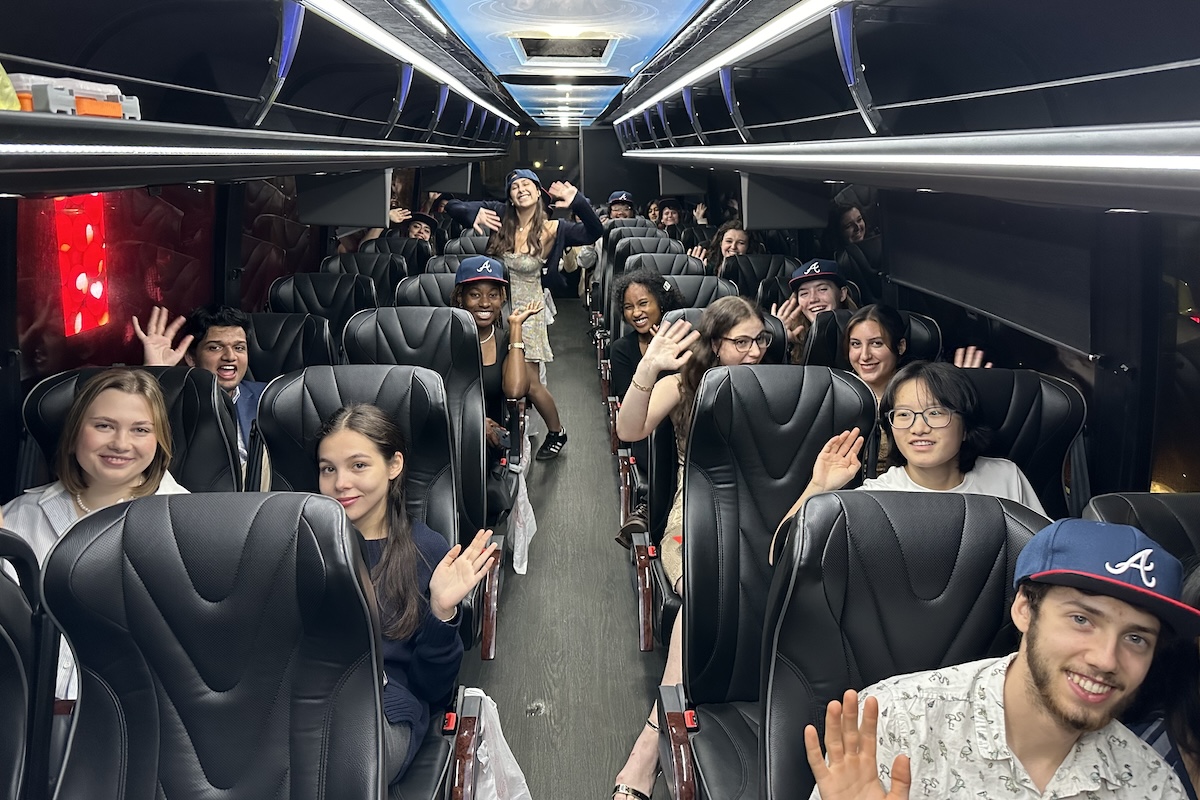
[811,655,1183,799]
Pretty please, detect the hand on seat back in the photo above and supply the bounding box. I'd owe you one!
[687,244,707,263]
[133,305,192,367]
[805,690,911,800]
[953,346,992,369]
[429,528,498,622]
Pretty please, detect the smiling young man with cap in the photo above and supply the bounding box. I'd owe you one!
[807,518,1200,799]
[608,190,636,220]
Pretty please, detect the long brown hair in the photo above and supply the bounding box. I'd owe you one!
[679,296,763,417]
[57,368,172,497]
[317,404,422,641]
[487,186,550,258]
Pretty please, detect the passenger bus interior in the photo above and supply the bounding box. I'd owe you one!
[2,0,1200,798]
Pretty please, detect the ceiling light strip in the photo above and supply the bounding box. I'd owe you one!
[300,0,518,126]
[614,0,842,125]
[0,143,464,158]
[625,148,1200,172]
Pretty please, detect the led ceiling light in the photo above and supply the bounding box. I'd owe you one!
[400,0,448,36]
[615,0,841,125]
[300,0,518,126]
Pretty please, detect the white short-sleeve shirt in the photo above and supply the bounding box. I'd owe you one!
[860,456,1048,517]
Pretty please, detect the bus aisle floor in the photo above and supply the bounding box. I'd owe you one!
[457,300,668,798]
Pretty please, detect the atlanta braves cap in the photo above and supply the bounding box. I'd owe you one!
[1016,518,1200,635]
[454,255,508,286]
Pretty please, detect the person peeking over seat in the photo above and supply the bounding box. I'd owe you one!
[772,259,858,362]
[806,518,1200,800]
[688,219,751,277]
[2,367,187,699]
[316,403,496,785]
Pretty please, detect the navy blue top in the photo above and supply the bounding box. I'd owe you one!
[445,192,604,291]
[360,521,463,776]
[1130,718,1198,800]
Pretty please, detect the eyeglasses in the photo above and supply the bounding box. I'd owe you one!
[885,407,956,429]
[721,332,773,353]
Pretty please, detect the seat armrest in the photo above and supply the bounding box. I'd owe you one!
[479,533,503,661]
[600,358,612,399]
[609,398,622,455]
[447,689,485,800]
[504,398,525,466]
[631,531,655,652]
[657,683,697,800]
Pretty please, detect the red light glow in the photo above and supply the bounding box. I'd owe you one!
[54,194,110,336]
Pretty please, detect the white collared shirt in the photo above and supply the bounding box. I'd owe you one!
[810,655,1183,799]
[230,383,248,467]
[2,474,189,698]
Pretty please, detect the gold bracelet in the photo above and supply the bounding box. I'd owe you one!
[508,342,525,351]
[629,376,654,393]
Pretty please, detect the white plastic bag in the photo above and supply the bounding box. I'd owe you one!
[541,288,557,326]
[508,430,536,575]
[467,688,533,800]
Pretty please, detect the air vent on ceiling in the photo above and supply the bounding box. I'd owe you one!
[513,37,617,66]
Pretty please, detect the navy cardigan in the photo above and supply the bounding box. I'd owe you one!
[444,192,604,291]
[360,521,463,777]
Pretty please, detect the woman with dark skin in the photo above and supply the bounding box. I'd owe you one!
[606,268,685,400]
[446,170,603,460]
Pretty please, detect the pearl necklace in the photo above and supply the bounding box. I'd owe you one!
[75,492,128,514]
[480,325,496,345]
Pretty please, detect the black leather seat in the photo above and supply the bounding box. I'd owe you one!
[444,235,491,256]
[0,531,39,800]
[322,252,408,304]
[680,225,716,251]
[723,254,798,300]
[394,274,457,307]
[624,252,706,276]
[268,273,378,343]
[664,275,738,309]
[425,254,466,275]
[759,492,1047,800]
[362,237,434,275]
[603,217,652,231]
[1084,493,1200,560]
[963,369,1086,519]
[802,308,943,369]
[23,366,241,493]
[613,236,684,277]
[837,236,885,306]
[652,366,876,798]
[40,492,467,800]
[246,312,337,382]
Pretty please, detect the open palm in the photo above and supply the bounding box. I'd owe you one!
[642,319,701,374]
[811,428,864,492]
[429,529,498,620]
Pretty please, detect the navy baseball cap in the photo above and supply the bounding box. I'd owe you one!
[505,169,549,198]
[789,258,846,292]
[454,255,508,286]
[657,197,683,213]
[608,190,634,206]
[1016,518,1200,635]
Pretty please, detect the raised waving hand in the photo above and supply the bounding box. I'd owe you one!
[952,346,992,369]
[472,207,502,235]
[805,690,911,800]
[641,318,702,375]
[508,298,545,327]
[545,180,579,209]
[133,306,192,366]
[428,528,498,622]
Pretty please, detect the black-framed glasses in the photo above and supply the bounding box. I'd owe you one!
[721,332,773,353]
[886,407,956,429]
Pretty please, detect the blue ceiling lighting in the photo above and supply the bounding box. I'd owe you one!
[423,0,709,126]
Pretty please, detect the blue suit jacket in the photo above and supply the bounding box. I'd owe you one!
[233,380,267,449]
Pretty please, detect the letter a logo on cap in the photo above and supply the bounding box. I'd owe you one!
[805,263,823,275]
[479,260,493,273]
[1105,549,1158,588]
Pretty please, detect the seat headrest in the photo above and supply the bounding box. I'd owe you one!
[624,253,705,276]
[22,366,240,493]
[393,273,457,307]
[663,275,738,308]
[1084,493,1200,562]
[41,492,384,800]
[802,309,942,369]
[764,491,1047,798]
[267,273,378,342]
[256,365,458,540]
[246,312,337,382]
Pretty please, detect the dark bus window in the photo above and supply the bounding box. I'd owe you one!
[1152,218,1200,493]
[16,186,216,384]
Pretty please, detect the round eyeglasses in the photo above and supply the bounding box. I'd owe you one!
[721,332,773,353]
[885,407,956,429]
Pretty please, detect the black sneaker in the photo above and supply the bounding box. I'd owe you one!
[535,428,567,460]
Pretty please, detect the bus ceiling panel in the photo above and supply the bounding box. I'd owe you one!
[623,122,1200,217]
[1,0,280,128]
[0,111,503,196]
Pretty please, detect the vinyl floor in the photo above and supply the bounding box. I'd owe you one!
[457,298,669,799]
